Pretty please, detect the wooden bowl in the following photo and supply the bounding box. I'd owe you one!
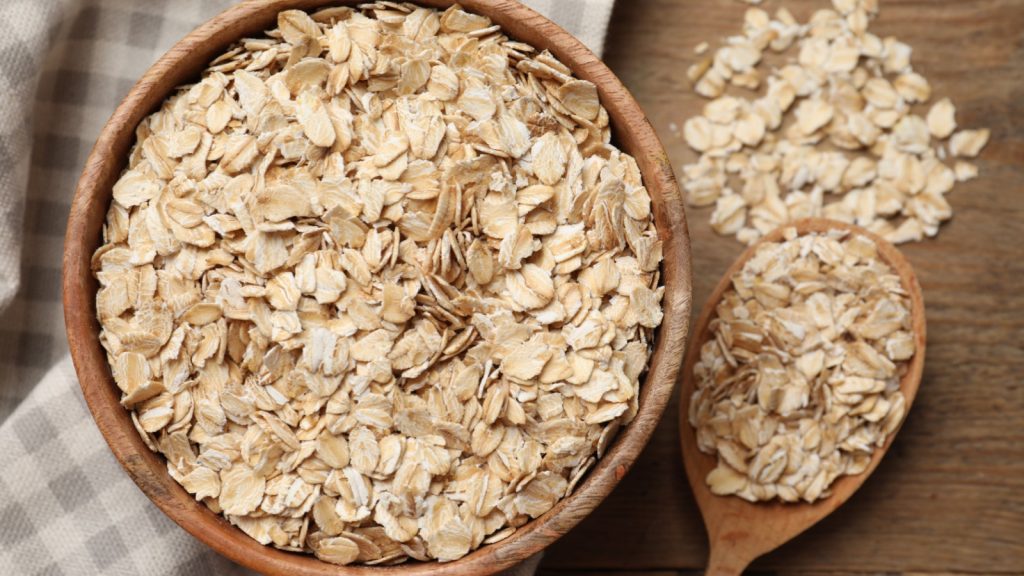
[62,1,692,574]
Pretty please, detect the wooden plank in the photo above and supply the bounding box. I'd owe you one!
[541,0,1024,572]
[539,571,694,576]
[538,571,994,576]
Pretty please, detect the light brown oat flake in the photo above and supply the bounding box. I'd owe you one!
[926,97,957,139]
[949,128,991,158]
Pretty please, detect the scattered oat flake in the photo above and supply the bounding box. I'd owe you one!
[926,97,957,139]
[949,128,990,158]
[678,1,989,245]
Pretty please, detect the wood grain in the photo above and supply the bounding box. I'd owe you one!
[680,219,927,576]
[541,0,1024,573]
[61,1,691,575]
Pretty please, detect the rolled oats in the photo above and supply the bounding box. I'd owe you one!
[949,128,990,158]
[689,228,914,503]
[683,0,990,245]
[926,97,956,140]
[94,3,663,565]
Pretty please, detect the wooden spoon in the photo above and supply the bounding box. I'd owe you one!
[679,218,926,576]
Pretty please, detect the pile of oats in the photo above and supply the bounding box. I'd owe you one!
[682,0,990,245]
[93,3,663,565]
[689,228,913,503]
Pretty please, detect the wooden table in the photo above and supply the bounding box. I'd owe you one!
[539,0,1024,573]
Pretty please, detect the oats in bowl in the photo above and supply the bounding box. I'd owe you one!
[92,3,663,565]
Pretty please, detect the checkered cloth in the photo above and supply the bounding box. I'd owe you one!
[0,1,615,574]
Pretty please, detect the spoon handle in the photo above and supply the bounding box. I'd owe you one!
[705,537,757,576]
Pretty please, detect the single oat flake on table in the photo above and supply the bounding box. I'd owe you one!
[93,2,663,566]
[689,228,912,503]
[683,0,990,245]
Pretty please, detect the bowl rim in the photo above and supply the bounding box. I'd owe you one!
[62,1,693,574]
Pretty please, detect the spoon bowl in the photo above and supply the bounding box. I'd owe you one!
[679,218,926,575]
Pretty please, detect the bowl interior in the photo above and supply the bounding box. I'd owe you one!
[62,1,692,574]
